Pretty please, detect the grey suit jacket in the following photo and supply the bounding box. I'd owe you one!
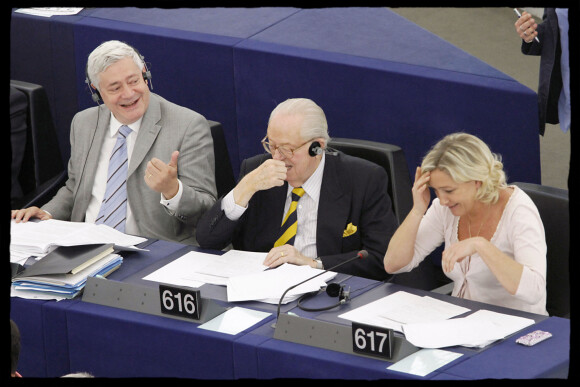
[43,93,217,245]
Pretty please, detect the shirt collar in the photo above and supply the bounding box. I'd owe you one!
[108,113,143,137]
[287,152,325,202]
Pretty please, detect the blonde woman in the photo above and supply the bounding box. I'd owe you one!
[384,133,547,315]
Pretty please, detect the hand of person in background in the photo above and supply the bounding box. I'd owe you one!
[514,10,538,43]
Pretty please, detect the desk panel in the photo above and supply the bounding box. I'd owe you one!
[233,7,540,183]
[9,239,186,377]
[10,298,50,377]
[66,301,236,378]
[11,7,541,185]
[436,316,570,379]
[10,9,94,163]
[10,238,568,379]
[247,280,554,379]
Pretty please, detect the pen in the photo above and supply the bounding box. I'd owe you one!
[513,8,540,43]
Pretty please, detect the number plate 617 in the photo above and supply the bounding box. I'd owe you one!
[352,322,393,359]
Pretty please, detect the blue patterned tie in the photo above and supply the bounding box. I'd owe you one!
[96,125,132,232]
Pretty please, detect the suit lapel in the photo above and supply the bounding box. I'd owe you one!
[128,94,161,178]
[73,106,109,217]
[269,182,289,228]
[316,154,351,255]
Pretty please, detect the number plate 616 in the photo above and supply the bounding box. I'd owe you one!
[159,284,201,320]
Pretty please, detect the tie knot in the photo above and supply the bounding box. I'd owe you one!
[291,187,305,200]
[118,125,132,138]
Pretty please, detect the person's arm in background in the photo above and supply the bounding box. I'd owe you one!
[515,9,543,54]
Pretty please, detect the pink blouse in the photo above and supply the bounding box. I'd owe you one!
[394,185,548,315]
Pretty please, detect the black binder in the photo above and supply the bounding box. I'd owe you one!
[15,244,115,278]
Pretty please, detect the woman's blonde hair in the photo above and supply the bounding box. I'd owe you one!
[421,132,507,204]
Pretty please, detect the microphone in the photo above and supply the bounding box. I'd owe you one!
[272,250,368,328]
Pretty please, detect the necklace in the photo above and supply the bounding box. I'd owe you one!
[461,204,491,277]
[467,203,491,239]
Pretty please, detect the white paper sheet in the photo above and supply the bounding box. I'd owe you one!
[338,291,470,332]
[226,264,337,304]
[198,307,271,335]
[10,219,147,259]
[402,309,535,348]
[388,349,463,377]
[193,250,268,284]
[15,8,83,17]
[143,250,268,287]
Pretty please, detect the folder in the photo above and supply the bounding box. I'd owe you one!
[16,243,115,278]
[12,253,123,300]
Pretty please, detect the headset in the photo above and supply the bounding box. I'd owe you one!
[308,141,338,157]
[85,43,153,104]
[297,283,350,312]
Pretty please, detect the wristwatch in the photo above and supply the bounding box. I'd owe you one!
[314,257,324,270]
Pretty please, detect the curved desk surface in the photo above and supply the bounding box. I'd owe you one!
[10,239,568,379]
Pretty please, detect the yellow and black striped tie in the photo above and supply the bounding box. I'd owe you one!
[274,187,305,247]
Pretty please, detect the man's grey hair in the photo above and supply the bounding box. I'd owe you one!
[86,40,144,91]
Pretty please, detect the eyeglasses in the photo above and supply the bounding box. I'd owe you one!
[261,135,313,159]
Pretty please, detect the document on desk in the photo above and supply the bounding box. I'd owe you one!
[226,263,337,304]
[402,309,535,349]
[198,306,271,335]
[15,7,83,17]
[338,291,470,332]
[387,349,463,377]
[10,219,147,258]
[143,250,269,288]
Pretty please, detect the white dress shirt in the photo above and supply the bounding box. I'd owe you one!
[222,153,326,258]
[85,113,183,235]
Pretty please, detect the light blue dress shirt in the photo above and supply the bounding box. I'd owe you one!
[556,8,570,133]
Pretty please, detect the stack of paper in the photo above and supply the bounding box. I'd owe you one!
[338,291,535,349]
[402,309,535,348]
[226,264,337,304]
[10,219,147,265]
[338,291,471,332]
[143,250,336,305]
[11,243,122,300]
[143,250,269,288]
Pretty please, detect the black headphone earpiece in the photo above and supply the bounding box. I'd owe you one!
[325,282,342,297]
[297,283,350,312]
[85,42,152,105]
[86,81,102,104]
[308,141,323,157]
[308,141,339,157]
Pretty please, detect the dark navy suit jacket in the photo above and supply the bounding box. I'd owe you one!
[196,152,398,281]
[521,8,563,135]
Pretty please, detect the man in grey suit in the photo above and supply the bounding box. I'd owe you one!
[11,40,217,245]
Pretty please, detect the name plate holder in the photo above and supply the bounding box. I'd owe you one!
[82,276,227,324]
[274,313,419,362]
